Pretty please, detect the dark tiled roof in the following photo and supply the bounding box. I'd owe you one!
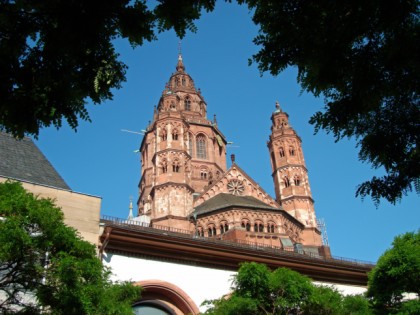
[0,132,71,190]
[193,193,279,216]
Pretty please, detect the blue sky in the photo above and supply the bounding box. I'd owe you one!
[35,2,418,263]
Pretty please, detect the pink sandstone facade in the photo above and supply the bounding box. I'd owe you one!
[136,54,324,252]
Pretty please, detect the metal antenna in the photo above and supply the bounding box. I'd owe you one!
[121,129,145,135]
[316,218,329,246]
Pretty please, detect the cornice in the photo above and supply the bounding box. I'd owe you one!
[99,220,373,286]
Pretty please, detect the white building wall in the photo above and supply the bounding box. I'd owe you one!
[103,252,235,312]
[104,252,367,312]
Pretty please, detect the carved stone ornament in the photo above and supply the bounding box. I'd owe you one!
[227,179,245,196]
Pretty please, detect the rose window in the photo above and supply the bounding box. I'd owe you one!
[227,179,245,195]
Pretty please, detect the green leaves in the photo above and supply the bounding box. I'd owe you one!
[204,262,370,315]
[0,181,141,314]
[243,0,420,205]
[367,230,420,313]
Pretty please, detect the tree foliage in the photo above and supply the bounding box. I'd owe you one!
[367,230,420,313]
[0,0,215,138]
[0,181,141,314]
[203,262,372,315]
[239,0,420,204]
[1,0,418,204]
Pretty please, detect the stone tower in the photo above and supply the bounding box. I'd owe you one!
[267,102,322,246]
[137,54,228,229]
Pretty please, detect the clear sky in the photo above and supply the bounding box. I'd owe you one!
[35,2,419,263]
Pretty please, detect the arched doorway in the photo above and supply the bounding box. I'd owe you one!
[133,300,175,314]
[133,280,200,315]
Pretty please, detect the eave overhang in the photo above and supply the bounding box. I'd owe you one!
[99,219,373,286]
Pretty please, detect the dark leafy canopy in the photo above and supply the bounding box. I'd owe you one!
[0,181,141,314]
[0,0,215,138]
[240,0,420,204]
[203,262,372,315]
[1,0,418,205]
[367,230,420,314]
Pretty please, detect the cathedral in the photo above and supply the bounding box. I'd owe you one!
[135,53,324,254]
[97,54,372,313]
[0,53,373,315]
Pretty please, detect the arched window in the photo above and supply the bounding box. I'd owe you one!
[242,220,251,231]
[161,129,167,141]
[160,159,168,174]
[268,222,276,233]
[170,101,176,110]
[294,175,301,186]
[246,222,251,232]
[182,77,186,86]
[184,97,191,111]
[200,169,207,180]
[172,129,178,141]
[279,147,285,157]
[289,146,295,156]
[208,226,216,236]
[196,134,207,159]
[284,176,290,187]
[172,159,180,173]
[220,222,229,234]
[254,222,263,232]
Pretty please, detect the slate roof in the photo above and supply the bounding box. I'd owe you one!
[0,132,71,190]
[193,193,280,216]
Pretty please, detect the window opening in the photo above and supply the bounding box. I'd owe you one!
[161,159,168,174]
[284,176,290,187]
[279,147,285,157]
[172,129,178,141]
[172,160,180,173]
[184,98,191,111]
[200,169,207,180]
[289,146,295,156]
[196,134,207,159]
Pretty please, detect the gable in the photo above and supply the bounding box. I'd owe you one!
[194,163,279,209]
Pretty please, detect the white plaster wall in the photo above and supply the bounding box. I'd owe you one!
[103,252,235,312]
[313,281,367,295]
[103,252,367,312]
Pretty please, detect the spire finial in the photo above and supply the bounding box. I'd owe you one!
[231,154,235,164]
[274,100,282,113]
[176,41,185,72]
[127,196,134,220]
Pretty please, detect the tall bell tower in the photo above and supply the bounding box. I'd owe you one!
[137,53,227,229]
[268,102,322,246]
